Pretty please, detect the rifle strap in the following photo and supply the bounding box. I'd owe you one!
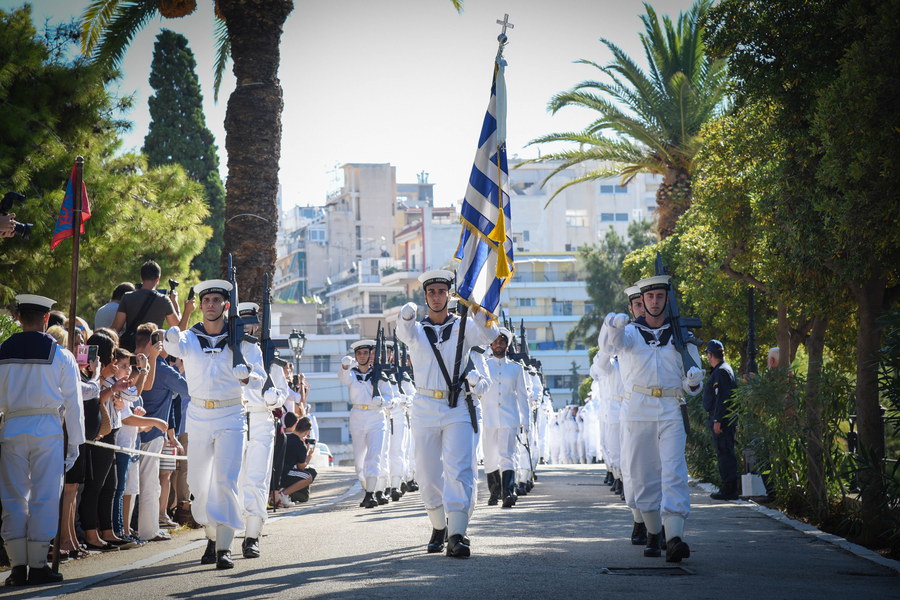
[423,326,456,403]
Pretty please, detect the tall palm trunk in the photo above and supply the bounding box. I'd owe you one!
[218,0,294,301]
[656,167,692,239]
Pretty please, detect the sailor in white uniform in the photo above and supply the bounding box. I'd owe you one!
[0,295,84,587]
[396,270,498,558]
[338,339,395,509]
[603,275,704,563]
[163,280,267,569]
[235,302,286,560]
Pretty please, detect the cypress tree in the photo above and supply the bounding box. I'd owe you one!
[143,29,225,279]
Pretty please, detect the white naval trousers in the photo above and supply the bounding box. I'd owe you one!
[621,418,690,519]
[137,436,165,540]
[0,433,63,542]
[388,412,410,488]
[482,426,518,473]
[350,407,387,492]
[605,422,621,476]
[620,417,636,509]
[239,410,276,532]
[410,394,475,516]
[186,402,246,532]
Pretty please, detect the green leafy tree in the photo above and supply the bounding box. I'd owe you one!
[0,8,210,315]
[566,219,654,349]
[143,29,225,280]
[527,0,727,238]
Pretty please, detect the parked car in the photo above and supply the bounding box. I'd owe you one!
[308,441,334,470]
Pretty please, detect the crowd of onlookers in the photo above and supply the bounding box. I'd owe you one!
[1,260,316,567]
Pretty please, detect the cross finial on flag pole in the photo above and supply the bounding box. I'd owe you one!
[496,13,514,37]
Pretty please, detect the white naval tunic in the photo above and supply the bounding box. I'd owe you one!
[396,309,497,523]
[164,323,265,536]
[338,364,395,492]
[0,333,85,545]
[386,373,412,489]
[482,355,529,474]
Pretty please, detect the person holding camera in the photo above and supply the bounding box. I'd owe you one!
[274,414,317,506]
[110,261,183,351]
[0,213,17,238]
[0,295,85,586]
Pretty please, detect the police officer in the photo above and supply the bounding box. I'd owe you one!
[603,275,704,563]
[236,302,287,559]
[397,270,498,558]
[163,280,268,569]
[0,295,85,586]
[339,339,394,509]
[703,340,739,501]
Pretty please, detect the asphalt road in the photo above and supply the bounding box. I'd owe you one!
[5,464,899,600]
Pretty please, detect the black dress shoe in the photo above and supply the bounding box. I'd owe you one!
[200,540,217,565]
[446,534,471,558]
[390,488,402,501]
[26,565,63,585]
[659,527,667,550]
[360,492,377,508]
[631,521,648,545]
[4,565,27,586]
[711,490,740,500]
[242,537,260,558]
[525,480,534,492]
[643,532,662,558]
[374,490,389,505]
[516,482,528,496]
[427,528,447,553]
[665,536,690,563]
[400,481,409,493]
[216,550,234,569]
[408,480,419,492]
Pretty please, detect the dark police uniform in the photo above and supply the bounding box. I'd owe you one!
[703,360,738,498]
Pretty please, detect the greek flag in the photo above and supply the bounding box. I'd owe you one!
[454,58,515,320]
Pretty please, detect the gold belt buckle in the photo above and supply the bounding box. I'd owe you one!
[434,390,444,399]
[651,388,662,398]
[361,405,369,410]
[205,400,216,409]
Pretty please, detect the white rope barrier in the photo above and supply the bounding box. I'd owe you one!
[85,439,188,460]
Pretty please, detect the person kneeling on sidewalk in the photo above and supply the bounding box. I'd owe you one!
[274,414,317,507]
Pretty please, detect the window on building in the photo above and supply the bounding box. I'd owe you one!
[600,184,628,194]
[552,301,573,316]
[308,228,326,242]
[615,213,629,222]
[515,297,536,307]
[600,213,615,222]
[355,226,361,251]
[369,294,387,313]
[523,230,530,242]
[318,427,343,444]
[312,355,331,373]
[565,209,588,227]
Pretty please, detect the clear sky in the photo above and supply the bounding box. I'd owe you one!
[8,0,695,208]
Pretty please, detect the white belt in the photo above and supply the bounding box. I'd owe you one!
[193,397,243,409]
[351,404,382,411]
[631,385,682,398]
[0,407,60,430]
[244,404,274,414]
[417,388,448,399]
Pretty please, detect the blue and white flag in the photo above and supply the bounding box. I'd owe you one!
[454,58,515,320]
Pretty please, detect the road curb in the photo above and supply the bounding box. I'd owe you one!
[696,481,900,574]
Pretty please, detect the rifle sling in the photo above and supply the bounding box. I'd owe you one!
[423,325,456,406]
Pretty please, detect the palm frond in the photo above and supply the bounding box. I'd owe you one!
[87,0,158,67]
[81,0,122,55]
[213,17,231,102]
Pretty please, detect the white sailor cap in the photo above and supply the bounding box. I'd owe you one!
[384,340,395,348]
[635,275,670,292]
[15,294,56,313]
[193,279,232,299]
[351,339,376,351]
[418,269,454,289]
[625,285,642,300]
[497,327,513,344]
[238,302,260,316]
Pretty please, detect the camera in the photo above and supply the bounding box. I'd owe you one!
[307,438,317,446]
[76,344,99,366]
[151,330,164,345]
[1,191,33,240]
[129,356,138,367]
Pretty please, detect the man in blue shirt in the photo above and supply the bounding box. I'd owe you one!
[135,326,188,542]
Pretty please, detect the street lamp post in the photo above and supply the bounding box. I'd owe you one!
[288,328,306,374]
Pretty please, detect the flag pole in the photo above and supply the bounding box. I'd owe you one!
[54,155,82,573]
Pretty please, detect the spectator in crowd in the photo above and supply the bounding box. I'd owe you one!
[274,414,318,507]
[0,294,84,586]
[48,311,66,329]
[767,347,780,370]
[110,260,182,350]
[95,283,136,331]
[134,324,186,542]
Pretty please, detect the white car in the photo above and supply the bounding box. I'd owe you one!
[308,441,334,470]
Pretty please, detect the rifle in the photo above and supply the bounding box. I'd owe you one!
[227,253,250,371]
[371,321,384,399]
[519,319,529,358]
[653,251,703,433]
[259,273,286,392]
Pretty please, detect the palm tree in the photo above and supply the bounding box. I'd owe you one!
[528,0,727,238]
[81,0,293,301]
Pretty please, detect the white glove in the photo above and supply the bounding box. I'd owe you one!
[466,370,480,387]
[65,445,79,472]
[233,364,251,381]
[400,302,417,321]
[611,313,629,328]
[341,356,354,369]
[263,387,281,407]
[686,366,704,386]
[165,326,181,346]
[372,395,385,408]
